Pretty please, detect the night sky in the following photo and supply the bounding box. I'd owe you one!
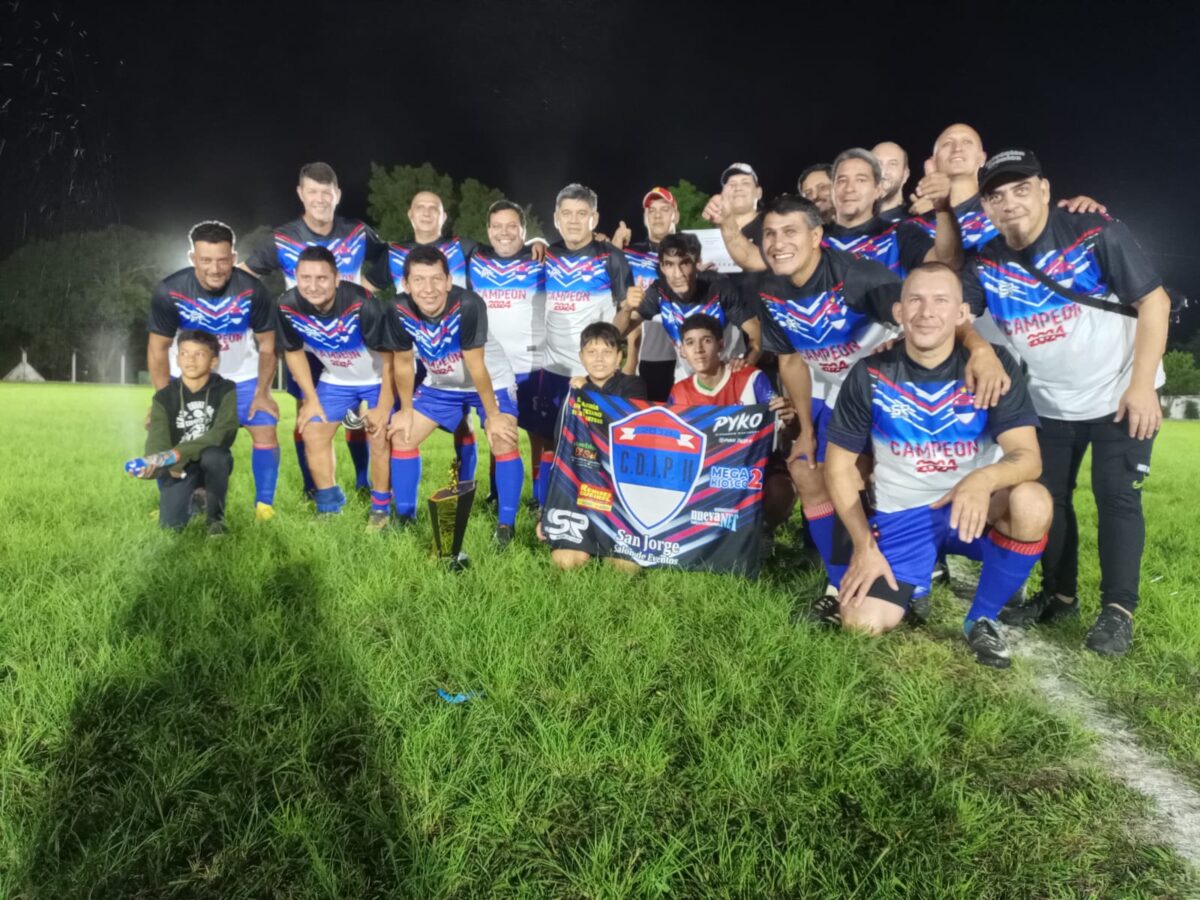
[3,0,1198,336]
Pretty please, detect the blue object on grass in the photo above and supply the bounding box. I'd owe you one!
[437,688,481,704]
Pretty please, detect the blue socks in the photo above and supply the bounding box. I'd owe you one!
[803,501,847,588]
[345,429,370,489]
[965,529,1048,632]
[293,428,315,496]
[251,444,280,506]
[313,485,345,514]
[390,448,421,519]
[456,430,477,483]
[535,451,555,506]
[370,489,391,515]
[494,450,524,527]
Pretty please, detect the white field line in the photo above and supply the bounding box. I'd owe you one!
[1003,624,1200,872]
[947,563,1200,873]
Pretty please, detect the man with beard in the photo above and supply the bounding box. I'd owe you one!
[967,149,1169,657]
[747,195,1007,623]
[798,163,835,225]
[148,221,280,521]
[872,141,911,223]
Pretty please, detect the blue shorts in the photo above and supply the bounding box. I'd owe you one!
[315,382,381,424]
[872,504,985,602]
[413,384,518,433]
[537,370,573,440]
[793,398,832,464]
[515,370,549,435]
[285,353,326,400]
[235,379,279,427]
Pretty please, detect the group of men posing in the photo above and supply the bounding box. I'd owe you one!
[126,122,1170,666]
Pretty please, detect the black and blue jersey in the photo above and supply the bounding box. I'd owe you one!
[624,239,677,365]
[624,241,660,287]
[823,216,932,278]
[964,209,1163,420]
[828,343,1038,513]
[377,236,479,291]
[912,194,1000,252]
[385,285,514,391]
[755,249,901,406]
[276,283,388,386]
[468,245,546,376]
[636,270,749,347]
[544,239,633,376]
[245,216,384,288]
[149,268,274,383]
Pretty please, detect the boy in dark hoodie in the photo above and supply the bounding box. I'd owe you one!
[126,330,239,533]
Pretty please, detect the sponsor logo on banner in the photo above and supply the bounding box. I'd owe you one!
[712,409,764,434]
[578,483,614,512]
[690,508,740,531]
[573,440,600,468]
[544,509,588,543]
[709,466,764,491]
[609,406,706,532]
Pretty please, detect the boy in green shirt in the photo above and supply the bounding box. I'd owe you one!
[126,330,239,533]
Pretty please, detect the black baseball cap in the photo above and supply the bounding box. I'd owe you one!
[978,148,1043,194]
[720,162,759,186]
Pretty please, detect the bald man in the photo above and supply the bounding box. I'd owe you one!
[915,123,1107,252]
[872,141,911,223]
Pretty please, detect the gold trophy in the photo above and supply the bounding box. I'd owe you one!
[428,459,475,571]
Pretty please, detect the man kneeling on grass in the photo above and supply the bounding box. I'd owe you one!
[823,262,1052,667]
[125,330,238,534]
[548,322,646,571]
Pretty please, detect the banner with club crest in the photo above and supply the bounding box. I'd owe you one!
[542,389,775,576]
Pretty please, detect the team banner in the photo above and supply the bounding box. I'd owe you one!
[543,389,775,575]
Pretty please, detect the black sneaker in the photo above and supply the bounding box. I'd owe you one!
[998,590,1079,628]
[930,554,949,585]
[365,509,391,533]
[189,488,207,521]
[1085,606,1133,657]
[792,585,841,628]
[904,594,932,627]
[494,524,514,548]
[965,618,1011,669]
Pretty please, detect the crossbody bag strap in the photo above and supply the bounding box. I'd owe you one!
[997,242,1138,320]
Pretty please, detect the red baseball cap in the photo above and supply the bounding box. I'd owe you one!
[642,186,676,208]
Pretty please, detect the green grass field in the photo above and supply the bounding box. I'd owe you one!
[0,383,1197,898]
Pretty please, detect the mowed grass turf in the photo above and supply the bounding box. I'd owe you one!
[0,383,1196,898]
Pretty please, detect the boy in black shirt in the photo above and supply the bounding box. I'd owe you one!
[568,322,648,400]
[543,323,645,569]
[126,331,239,533]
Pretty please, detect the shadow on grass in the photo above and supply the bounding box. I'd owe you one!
[24,536,410,898]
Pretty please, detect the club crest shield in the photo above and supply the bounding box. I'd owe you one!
[608,406,706,532]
